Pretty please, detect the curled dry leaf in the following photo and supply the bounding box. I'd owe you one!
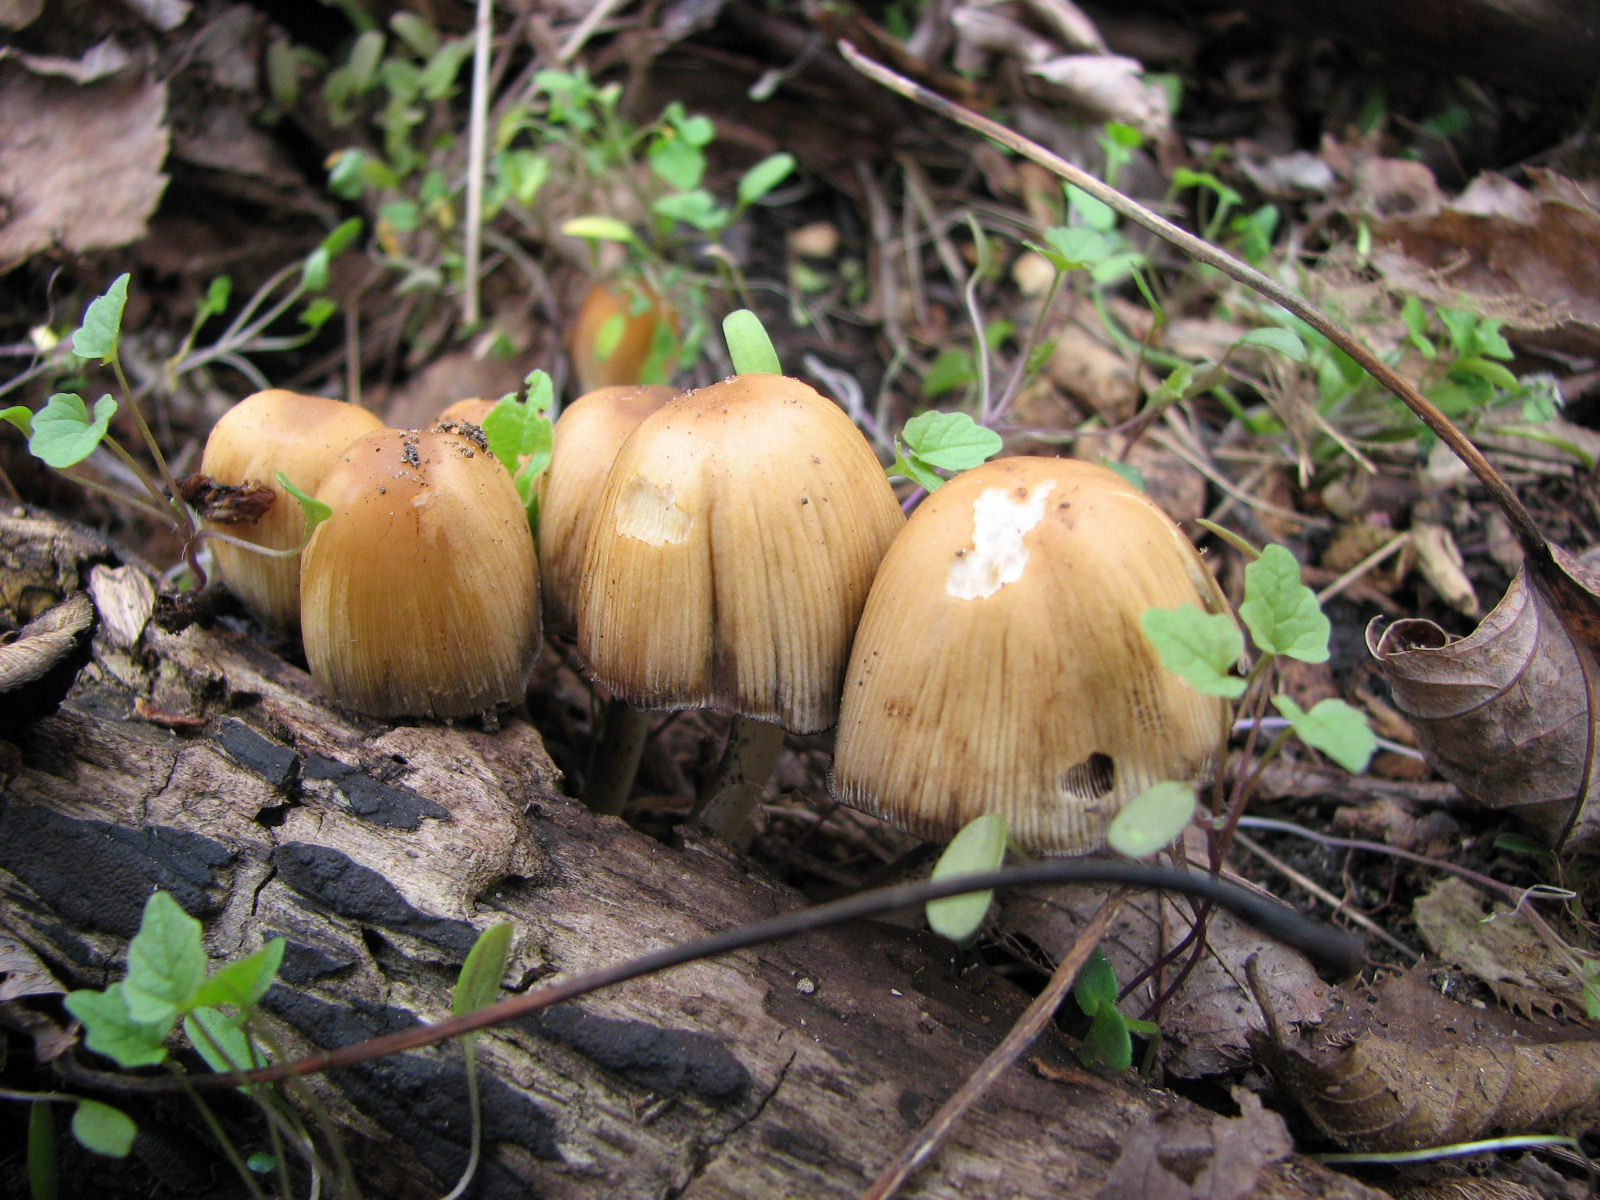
[0,591,94,733]
[1413,876,1588,1021]
[1251,968,1600,1152]
[1367,545,1600,851]
[1094,1087,1294,1200]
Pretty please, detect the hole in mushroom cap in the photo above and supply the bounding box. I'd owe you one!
[1059,752,1115,800]
[615,474,693,546]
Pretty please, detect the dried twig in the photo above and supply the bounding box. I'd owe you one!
[857,893,1123,1200]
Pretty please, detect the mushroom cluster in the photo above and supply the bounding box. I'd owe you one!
[193,329,1227,860]
[574,371,905,834]
[829,455,1233,856]
[197,389,542,722]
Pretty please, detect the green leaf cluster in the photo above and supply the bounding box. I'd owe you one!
[1073,949,1158,1073]
[889,411,1003,491]
[1142,541,1377,774]
[482,370,556,530]
[60,892,285,1157]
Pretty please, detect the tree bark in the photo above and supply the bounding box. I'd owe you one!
[0,505,1385,1200]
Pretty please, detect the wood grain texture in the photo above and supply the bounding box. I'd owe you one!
[0,505,1386,1199]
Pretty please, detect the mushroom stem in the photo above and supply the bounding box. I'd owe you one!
[697,716,786,842]
[583,698,652,817]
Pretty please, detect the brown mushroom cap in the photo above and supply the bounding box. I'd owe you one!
[300,424,541,719]
[538,384,679,637]
[577,373,905,733]
[199,390,386,631]
[829,455,1233,856]
[436,397,498,426]
[567,280,677,393]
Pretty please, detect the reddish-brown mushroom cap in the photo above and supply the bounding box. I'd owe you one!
[829,455,1233,856]
[300,424,541,720]
[566,280,677,393]
[577,372,904,734]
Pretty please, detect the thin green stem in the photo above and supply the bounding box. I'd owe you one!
[109,369,189,529]
[168,1063,270,1200]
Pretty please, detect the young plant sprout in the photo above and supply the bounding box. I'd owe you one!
[830,456,1234,856]
[195,390,386,632]
[299,422,541,720]
[577,313,903,837]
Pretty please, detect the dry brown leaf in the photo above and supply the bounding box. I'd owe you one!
[1359,162,1600,358]
[0,62,168,270]
[1094,1088,1294,1200]
[1366,545,1600,852]
[1412,876,1589,1021]
[1253,969,1600,1151]
[1410,522,1479,618]
[0,591,94,733]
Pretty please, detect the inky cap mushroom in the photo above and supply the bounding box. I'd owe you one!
[567,280,677,393]
[829,455,1233,856]
[197,390,386,631]
[299,423,541,719]
[578,372,904,734]
[539,383,679,638]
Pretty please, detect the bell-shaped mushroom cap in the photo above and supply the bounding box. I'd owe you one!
[578,373,904,734]
[567,280,677,393]
[437,397,498,425]
[300,424,541,720]
[829,456,1233,856]
[199,390,386,631]
[539,384,679,637]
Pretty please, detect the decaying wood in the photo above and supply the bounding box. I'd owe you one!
[0,505,1386,1199]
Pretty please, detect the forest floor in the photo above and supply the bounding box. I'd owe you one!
[3,1,1600,1198]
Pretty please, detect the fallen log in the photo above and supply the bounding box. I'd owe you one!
[0,504,1385,1199]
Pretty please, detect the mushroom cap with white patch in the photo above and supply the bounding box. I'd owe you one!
[539,384,680,638]
[576,373,905,734]
[829,455,1233,856]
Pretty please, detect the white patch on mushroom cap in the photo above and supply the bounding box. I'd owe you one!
[614,474,693,545]
[945,480,1056,599]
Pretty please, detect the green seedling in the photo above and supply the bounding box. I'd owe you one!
[481,369,556,532]
[925,814,1009,943]
[442,921,515,1200]
[4,273,338,585]
[1144,540,1376,778]
[1073,948,1159,1073]
[888,411,1003,492]
[57,891,302,1194]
